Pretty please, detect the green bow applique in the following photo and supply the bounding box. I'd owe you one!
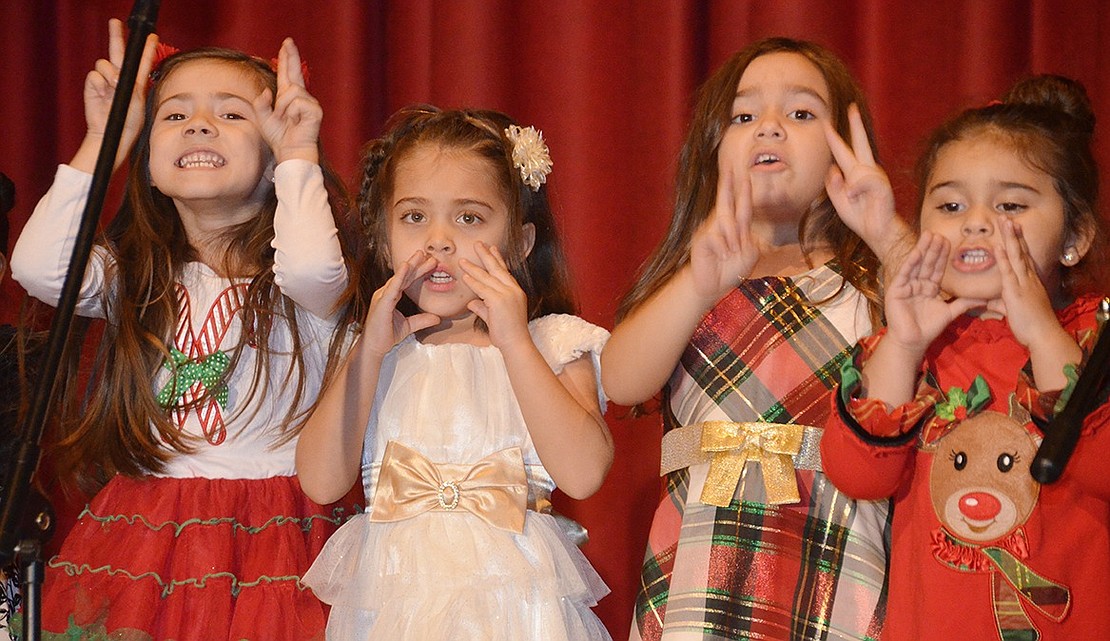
[935,375,992,421]
[156,347,230,409]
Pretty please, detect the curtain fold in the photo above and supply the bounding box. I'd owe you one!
[3,2,1108,637]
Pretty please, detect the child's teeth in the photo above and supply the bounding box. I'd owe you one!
[176,151,226,168]
[962,249,989,264]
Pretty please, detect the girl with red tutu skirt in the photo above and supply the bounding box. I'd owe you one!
[10,19,356,640]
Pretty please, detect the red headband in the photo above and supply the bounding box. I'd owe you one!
[150,42,310,87]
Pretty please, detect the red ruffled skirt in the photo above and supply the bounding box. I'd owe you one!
[40,474,360,641]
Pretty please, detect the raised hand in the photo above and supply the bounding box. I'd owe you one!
[253,38,321,164]
[689,166,761,305]
[75,18,159,172]
[824,104,910,266]
[988,217,1083,390]
[360,251,440,356]
[460,242,533,352]
[988,217,1063,348]
[884,232,985,354]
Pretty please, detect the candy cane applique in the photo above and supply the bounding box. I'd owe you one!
[158,282,249,445]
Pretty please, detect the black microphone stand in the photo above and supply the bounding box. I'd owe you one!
[1031,297,1110,484]
[0,3,160,639]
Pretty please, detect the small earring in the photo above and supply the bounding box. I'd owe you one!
[1061,246,1079,266]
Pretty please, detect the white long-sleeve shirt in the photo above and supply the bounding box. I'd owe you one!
[11,160,347,479]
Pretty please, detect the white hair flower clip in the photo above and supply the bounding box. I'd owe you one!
[505,124,552,192]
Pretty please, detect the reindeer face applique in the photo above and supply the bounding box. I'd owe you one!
[925,383,1070,640]
[929,409,1039,543]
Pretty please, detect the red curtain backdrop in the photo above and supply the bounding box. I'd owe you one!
[3,2,1110,637]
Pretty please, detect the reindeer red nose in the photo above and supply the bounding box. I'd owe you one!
[959,492,1001,520]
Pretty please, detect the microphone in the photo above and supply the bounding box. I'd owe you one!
[0,0,161,564]
[1031,298,1110,484]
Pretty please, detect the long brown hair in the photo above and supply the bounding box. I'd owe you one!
[51,48,351,492]
[914,75,1107,296]
[346,106,576,326]
[617,37,882,323]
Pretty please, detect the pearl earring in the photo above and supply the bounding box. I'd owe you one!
[1062,246,1079,266]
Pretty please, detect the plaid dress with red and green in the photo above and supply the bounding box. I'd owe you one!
[632,262,890,641]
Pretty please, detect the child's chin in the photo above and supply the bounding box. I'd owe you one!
[417,302,475,323]
[941,277,1000,304]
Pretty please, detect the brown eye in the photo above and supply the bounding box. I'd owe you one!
[997,202,1026,214]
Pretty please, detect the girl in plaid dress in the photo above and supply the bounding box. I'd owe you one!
[603,38,906,641]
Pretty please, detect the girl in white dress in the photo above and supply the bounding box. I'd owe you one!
[297,106,614,640]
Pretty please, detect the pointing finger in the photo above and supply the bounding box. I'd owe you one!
[283,38,306,89]
[823,117,856,172]
[714,167,740,252]
[848,104,875,166]
[135,33,160,94]
[108,19,125,68]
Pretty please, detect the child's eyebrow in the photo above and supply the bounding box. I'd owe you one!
[996,181,1041,194]
[928,180,959,194]
[394,196,496,210]
[735,85,829,107]
[454,198,495,210]
[157,91,253,109]
[928,180,1042,195]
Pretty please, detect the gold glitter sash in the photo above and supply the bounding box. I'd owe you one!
[660,421,823,506]
[369,440,529,533]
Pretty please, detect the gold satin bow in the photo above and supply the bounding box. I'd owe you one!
[698,421,805,507]
[369,441,529,533]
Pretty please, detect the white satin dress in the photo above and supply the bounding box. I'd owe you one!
[302,314,614,640]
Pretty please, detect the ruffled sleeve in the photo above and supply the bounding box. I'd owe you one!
[528,314,610,412]
[821,331,937,500]
[838,331,944,439]
[1018,294,1103,427]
